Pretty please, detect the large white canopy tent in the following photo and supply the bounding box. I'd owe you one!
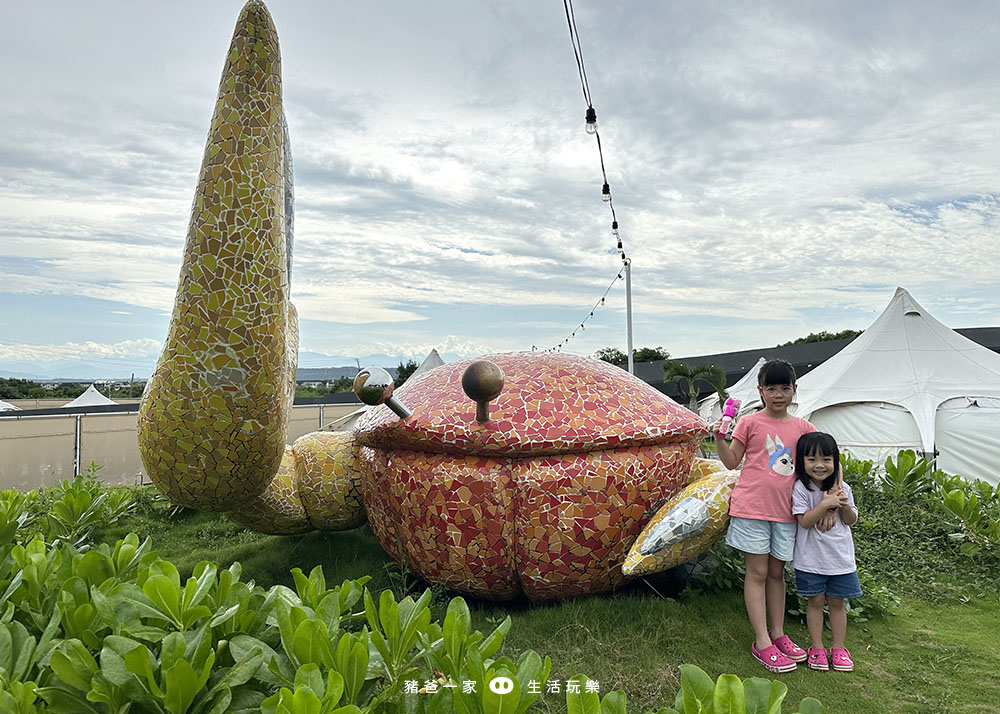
[62,384,118,409]
[790,288,1000,485]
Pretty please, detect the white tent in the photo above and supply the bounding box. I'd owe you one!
[62,384,118,409]
[793,287,1000,485]
[0,399,21,412]
[324,349,446,431]
[698,357,767,423]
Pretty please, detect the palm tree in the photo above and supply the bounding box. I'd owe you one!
[662,361,728,412]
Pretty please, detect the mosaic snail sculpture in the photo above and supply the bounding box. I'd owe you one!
[138,0,736,601]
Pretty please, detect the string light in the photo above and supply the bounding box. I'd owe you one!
[540,0,636,356]
[546,268,623,351]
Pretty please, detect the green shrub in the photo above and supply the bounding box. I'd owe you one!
[566,664,822,714]
[2,471,834,714]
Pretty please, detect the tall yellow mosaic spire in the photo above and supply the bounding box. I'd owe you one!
[138,0,295,509]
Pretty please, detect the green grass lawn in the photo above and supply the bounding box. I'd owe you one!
[96,496,1000,714]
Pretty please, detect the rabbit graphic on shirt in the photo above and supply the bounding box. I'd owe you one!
[766,435,794,476]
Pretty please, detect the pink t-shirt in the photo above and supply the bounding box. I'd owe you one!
[729,412,816,523]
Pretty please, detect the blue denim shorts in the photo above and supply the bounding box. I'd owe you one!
[724,516,797,561]
[794,569,863,599]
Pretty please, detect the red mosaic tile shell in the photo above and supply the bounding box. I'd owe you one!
[354,352,706,456]
[355,352,707,600]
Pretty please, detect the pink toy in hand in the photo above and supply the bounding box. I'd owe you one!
[719,397,740,438]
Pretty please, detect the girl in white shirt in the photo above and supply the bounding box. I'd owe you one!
[791,432,860,673]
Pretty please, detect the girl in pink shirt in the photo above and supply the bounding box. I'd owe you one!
[714,359,819,673]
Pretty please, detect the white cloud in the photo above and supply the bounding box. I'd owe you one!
[0,338,162,363]
[1,0,998,365]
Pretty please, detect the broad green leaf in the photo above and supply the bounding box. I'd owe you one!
[334,632,368,705]
[124,644,164,698]
[514,652,550,714]
[292,619,333,668]
[0,622,13,672]
[678,664,714,714]
[314,591,342,635]
[161,631,187,672]
[712,674,745,714]
[10,621,36,681]
[143,574,183,627]
[49,639,98,692]
[325,670,345,706]
[183,562,218,612]
[482,666,521,714]
[290,687,322,714]
[294,663,325,697]
[210,603,241,627]
[599,690,627,714]
[743,677,786,714]
[163,657,203,714]
[796,697,823,714]
[35,685,104,714]
[444,597,472,666]
[565,674,601,714]
[99,635,146,689]
[480,617,511,660]
[377,589,401,653]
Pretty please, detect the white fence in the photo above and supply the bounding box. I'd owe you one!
[0,404,359,491]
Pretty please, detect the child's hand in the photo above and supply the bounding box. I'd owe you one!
[817,509,838,531]
[820,491,841,510]
[710,418,724,438]
[837,489,850,508]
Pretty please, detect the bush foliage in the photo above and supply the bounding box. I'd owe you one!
[0,475,824,714]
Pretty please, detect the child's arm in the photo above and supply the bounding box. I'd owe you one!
[796,490,842,529]
[836,486,858,526]
[712,419,746,470]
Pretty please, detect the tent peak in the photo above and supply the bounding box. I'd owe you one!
[890,287,924,316]
[893,286,923,316]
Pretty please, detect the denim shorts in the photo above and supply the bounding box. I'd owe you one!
[794,569,863,599]
[724,516,797,561]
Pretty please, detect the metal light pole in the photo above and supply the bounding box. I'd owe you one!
[625,259,634,374]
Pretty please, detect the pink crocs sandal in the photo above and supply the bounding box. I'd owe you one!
[751,642,797,673]
[772,635,807,663]
[830,648,854,672]
[807,647,829,671]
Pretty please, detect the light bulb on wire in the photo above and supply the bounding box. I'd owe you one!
[601,183,611,202]
[585,106,597,134]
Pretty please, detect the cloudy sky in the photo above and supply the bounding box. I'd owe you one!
[2,1,999,376]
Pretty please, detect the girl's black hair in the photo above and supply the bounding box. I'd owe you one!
[795,432,840,491]
[757,359,797,387]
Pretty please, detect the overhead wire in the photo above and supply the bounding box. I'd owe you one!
[546,0,632,352]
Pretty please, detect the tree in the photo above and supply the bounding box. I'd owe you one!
[662,361,727,412]
[111,382,147,399]
[594,347,627,365]
[593,346,670,365]
[294,376,354,398]
[632,346,670,363]
[395,359,419,387]
[779,329,861,347]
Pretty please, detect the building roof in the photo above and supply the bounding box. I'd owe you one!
[630,324,1000,401]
